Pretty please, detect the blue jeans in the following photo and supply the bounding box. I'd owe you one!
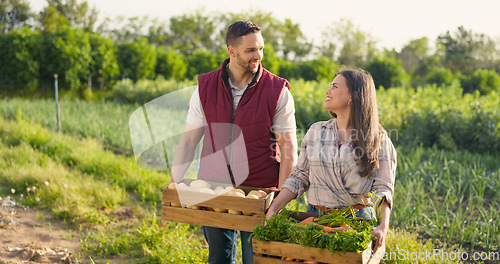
[306,204,376,220]
[203,226,253,264]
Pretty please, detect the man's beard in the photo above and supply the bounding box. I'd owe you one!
[236,52,259,74]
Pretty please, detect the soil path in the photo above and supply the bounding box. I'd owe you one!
[0,197,82,264]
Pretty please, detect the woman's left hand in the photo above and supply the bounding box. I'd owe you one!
[370,224,388,253]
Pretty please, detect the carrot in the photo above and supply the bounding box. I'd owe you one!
[298,217,316,225]
[302,261,319,264]
[321,225,353,233]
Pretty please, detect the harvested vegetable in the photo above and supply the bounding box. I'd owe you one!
[253,209,376,254]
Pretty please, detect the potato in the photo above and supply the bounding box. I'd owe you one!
[213,186,226,195]
[247,190,266,198]
[187,205,201,210]
[242,194,260,215]
[213,208,228,213]
[199,188,215,194]
[170,202,181,207]
[190,180,211,190]
[176,182,188,190]
[230,189,245,196]
[228,209,242,215]
[168,182,176,189]
[229,191,245,198]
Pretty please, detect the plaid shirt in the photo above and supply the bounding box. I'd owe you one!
[282,119,397,208]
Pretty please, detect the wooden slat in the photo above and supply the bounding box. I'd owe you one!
[162,187,275,213]
[253,255,291,264]
[253,240,363,264]
[162,206,264,232]
[252,240,384,264]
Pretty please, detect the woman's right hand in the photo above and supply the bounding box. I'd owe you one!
[265,188,297,222]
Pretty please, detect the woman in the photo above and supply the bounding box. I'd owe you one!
[266,68,397,253]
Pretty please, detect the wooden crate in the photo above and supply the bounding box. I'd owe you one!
[252,240,384,264]
[252,211,385,264]
[161,179,276,232]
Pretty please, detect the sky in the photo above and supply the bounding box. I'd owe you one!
[29,0,500,51]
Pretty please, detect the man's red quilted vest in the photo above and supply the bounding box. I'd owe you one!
[197,59,289,188]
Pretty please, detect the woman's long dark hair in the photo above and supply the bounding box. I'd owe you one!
[333,68,384,177]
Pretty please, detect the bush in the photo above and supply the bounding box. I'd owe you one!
[366,56,410,89]
[116,38,157,82]
[40,26,91,91]
[461,68,500,94]
[425,67,456,86]
[88,33,119,91]
[0,27,41,95]
[185,49,218,79]
[156,47,187,80]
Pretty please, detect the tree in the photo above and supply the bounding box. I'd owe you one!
[462,69,500,94]
[437,26,497,75]
[97,15,151,43]
[40,26,91,91]
[320,19,377,67]
[278,18,312,61]
[0,27,40,94]
[218,9,310,60]
[262,44,280,75]
[115,37,157,81]
[185,49,218,79]
[168,12,216,54]
[398,37,437,78]
[156,46,187,80]
[366,56,409,88]
[425,67,456,86]
[39,0,99,32]
[0,0,33,33]
[297,57,338,81]
[88,33,119,90]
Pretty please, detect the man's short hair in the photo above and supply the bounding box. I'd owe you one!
[226,20,261,47]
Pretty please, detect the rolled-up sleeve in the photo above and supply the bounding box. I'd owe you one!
[282,131,311,197]
[371,135,397,208]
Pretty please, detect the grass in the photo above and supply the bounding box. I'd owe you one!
[1,95,499,262]
[0,115,207,263]
[0,97,137,155]
[394,146,500,252]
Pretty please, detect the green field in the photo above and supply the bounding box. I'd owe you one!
[0,79,498,263]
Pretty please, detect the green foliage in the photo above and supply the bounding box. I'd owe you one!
[383,229,460,264]
[116,38,157,82]
[82,219,207,263]
[39,0,99,33]
[252,209,301,243]
[289,78,332,130]
[40,25,91,91]
[437,26,498,75]
[0,98,136,153]
[393,146,500,251]
[0,0,33,33]
[366,56,410,89]
[253,209,374,253]
[379,84,500,154]
[262,44,280,75]
[425,67,456,86]
[0,26,41,95]
[461,68,500,94]
[185,49,218,79]
[88,32,119,90]
[0,114,167,204]
[297,57,338,81]
[109,77,195,105]
[155,46,187,80]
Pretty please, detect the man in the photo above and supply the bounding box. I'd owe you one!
[172,20,297,264]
